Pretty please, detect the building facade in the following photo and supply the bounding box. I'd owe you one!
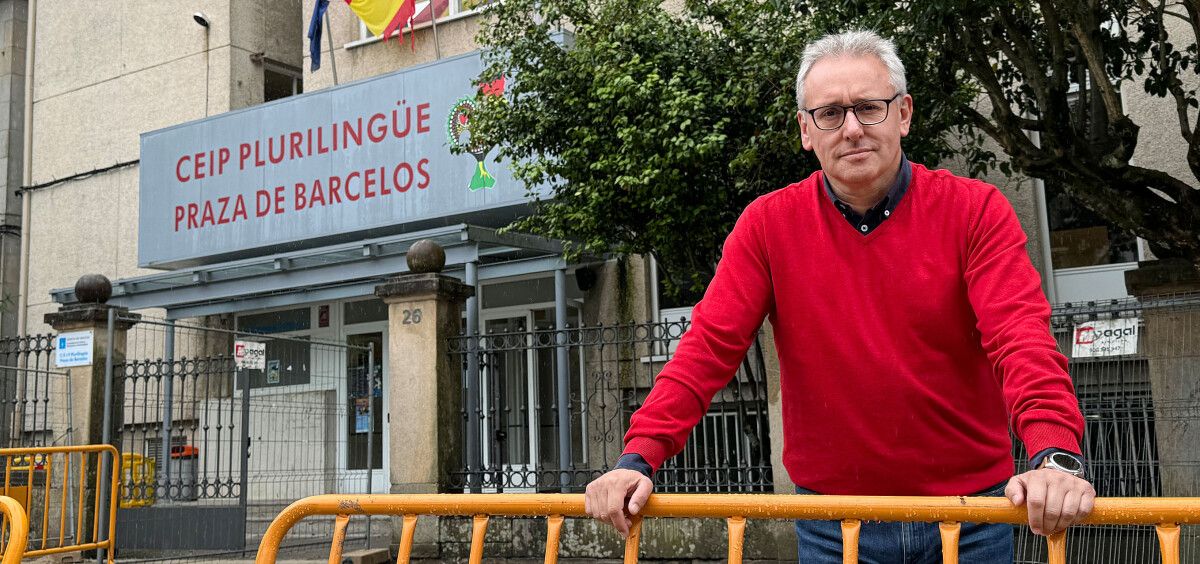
[10,1,1200,560]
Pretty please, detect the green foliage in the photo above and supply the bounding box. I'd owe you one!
[471,0,981,297]
[819,0,1200,261]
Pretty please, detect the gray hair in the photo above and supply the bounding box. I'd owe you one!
[795,30,907,110]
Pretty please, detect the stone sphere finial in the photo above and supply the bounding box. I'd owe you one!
[75,274,112,304]
[407,239,446,274]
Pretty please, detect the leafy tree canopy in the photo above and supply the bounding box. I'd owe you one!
[472,0,1200,298]
[471,0,978,298]
[822,0,1200,262]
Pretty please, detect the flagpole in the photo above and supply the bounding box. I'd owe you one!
[324,10,340,85]
[430,0,442,60]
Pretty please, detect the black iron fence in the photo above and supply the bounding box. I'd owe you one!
[448,319,773,493]
[113,314,382,557]
[449,296,1199,561]
[1011,296,1199,564]
[0,334,66,449]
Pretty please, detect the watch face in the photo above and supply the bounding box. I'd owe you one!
[1051,453,1082,472]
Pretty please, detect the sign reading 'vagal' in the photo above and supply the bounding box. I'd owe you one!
[54,330,94,368]
[139,51,544,268]
[1071,318,1139,358]
[234,340,267,371]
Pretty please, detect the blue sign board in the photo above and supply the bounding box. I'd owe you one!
[139,51,540,268]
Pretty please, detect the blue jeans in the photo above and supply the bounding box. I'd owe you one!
[794,482,1014,564]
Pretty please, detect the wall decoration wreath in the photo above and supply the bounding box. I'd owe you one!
[447,97,496,191]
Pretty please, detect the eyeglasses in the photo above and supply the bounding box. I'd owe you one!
[802,93,902,131]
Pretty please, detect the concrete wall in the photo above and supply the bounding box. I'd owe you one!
[302,1,485,92]
[23,1,305,335]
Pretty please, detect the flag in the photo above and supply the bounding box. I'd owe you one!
[345,0,417,45]
[307,0,330,72]
[411,0,449,25]
[480,76,505,97]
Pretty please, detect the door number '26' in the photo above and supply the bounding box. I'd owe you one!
[402,309,423,325]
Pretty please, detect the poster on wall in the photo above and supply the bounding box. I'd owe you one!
[1072,318,1139,358]
[354,398,371,434]
[266,360,282,385]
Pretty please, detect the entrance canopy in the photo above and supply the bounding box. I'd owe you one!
[50,224,589,319]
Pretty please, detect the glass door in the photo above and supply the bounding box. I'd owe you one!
[344,330,387,492]
[478,305,586,491]
[531,307,586,490]
[480,313,538,488]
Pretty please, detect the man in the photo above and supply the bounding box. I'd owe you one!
[583,30,1095,563]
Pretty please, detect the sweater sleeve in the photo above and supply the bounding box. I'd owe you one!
[963,185,1084,457]
[622,199,775,472]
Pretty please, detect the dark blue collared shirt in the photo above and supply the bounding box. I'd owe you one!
[824,154,911,235]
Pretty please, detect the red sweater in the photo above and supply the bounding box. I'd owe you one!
[624,163,1084,495]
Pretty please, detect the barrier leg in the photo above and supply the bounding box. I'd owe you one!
[939,521,960,564]
[544,515,564,564]
[841,519,861,564]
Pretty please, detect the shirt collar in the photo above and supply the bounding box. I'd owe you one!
[823,153,911,215]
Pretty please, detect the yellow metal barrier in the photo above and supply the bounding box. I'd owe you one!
[0,445,120,564]
[0,495,30,564]
[119,453,156,508]
[254,493,1200,564]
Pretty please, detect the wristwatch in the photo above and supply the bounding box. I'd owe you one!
[1042,451,1086,478]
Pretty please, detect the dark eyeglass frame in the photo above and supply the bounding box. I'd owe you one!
[802,92,903,131]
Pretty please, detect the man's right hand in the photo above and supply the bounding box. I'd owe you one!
[584,469,654,538]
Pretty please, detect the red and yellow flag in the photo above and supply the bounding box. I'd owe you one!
[345,0,416,44]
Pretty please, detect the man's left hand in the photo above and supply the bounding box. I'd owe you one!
[1005,468,1095,536]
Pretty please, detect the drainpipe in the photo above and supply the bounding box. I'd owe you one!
[1027,130,1058,305]
[17,0,35,336]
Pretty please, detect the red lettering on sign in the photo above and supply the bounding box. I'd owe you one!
[238,143,251,170]
[294,182,307,211]
[367,113,387,143]
[345,171,361,201]
[416,103,431,133]
[417,158,431,189]
[176,155,191,183]
[1074,326,1096,345]
[328,175,343,204]
[232,194,248,221]
[363,167,377,199]
[256,190,271,217]
[394,162,413,193]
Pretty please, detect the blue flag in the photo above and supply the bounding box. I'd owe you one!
[307,0,330,72]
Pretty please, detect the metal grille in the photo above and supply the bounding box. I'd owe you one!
[0,335,65,448]
[448,320,773,493]
[1011,297,1200,563]
[113,314,383,557]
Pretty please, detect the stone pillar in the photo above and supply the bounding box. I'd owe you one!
[43,274,139,552]
[43,274,140,448]
[1125,259,1200,563]
[375,240,472,557]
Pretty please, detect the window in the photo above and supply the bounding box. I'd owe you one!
[344,299,388,325]
[1046,183,1138,269]
[1045,67,1137,270]
[264,59,302,103]
[652,256,703,320]
[236,307,313,389]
